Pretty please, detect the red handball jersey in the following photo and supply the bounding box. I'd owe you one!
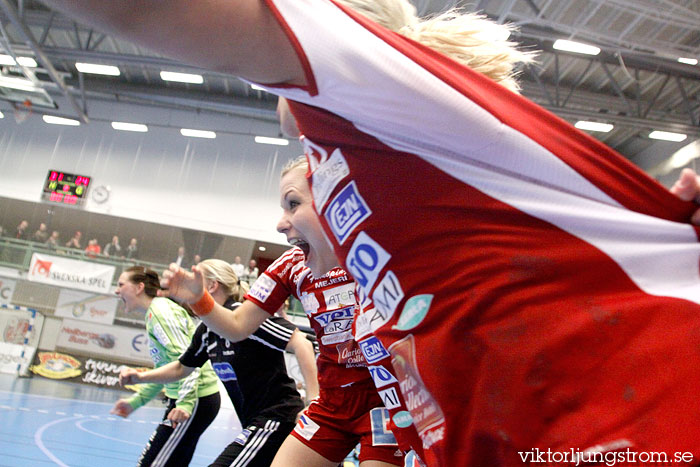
[246,247,370,389]
[257,0,700,465]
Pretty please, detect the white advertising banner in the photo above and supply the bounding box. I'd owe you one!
[28,253,115,294]
[0,277,16,305]
[0,341,36,375]
[56,318,152,365]
[54,289,118,325]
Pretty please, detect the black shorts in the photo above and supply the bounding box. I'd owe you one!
[209,415,295,467]
[137,392,221,467]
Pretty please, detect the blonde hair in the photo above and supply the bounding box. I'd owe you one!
[281,155,308,177]
[199,259,249,302]
[337,0,534,92]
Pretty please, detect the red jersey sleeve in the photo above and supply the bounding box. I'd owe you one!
[245,248,304,314]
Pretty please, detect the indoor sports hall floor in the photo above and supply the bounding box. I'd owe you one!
[0,373,242,467]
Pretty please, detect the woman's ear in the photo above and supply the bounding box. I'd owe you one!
[207,280,219,295]
[135,281,146,294]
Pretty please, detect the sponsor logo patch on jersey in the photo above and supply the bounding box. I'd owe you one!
[394,294,433,331]
[368,365,398,389]
[370,271,404,331]
[234,429,251,445]
[307,145,350,211]
[370,407,398,446]
[315,305,354,337]
[393,410,414,429]
[347,232,391,291]
[358,336,390,364]
[300,291,320,315]
[152,323,170,348]
[248,275,277,303]
[295,414,320,440]
[379,387,402,410]
[212,362,237,381]
[322,283,355,309]
[325,181,371,245]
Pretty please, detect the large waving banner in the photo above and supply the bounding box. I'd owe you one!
[28,253,115,294]
[54,289,118,325]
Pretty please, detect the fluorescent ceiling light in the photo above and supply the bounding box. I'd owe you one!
[0,111,4,119]
[553,39,600,56]
[111,121,148,132]
[75,62,120,76]
[0,75,39,92]
[0,54,37,67]
[43,115,80,126]
[250,84,266,91]
[678,57,698,65]
[474,23,511,42]
[258,246,266,251]
[255,136,289,146]
[648,130,687,142]
[160,71,203,84]
[180,128,216,138]
[668,141,700,169]
[575,121,614,133]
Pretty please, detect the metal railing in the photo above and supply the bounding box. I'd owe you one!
[0,237,170,284]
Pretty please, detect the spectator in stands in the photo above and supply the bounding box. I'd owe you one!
[65,231,82,249]
[0,225,5,237]
[32,223,49,243]
[104,235,122,257]
[45,231,60,250]
[242,259,258,285]
[174,246,187,268]
[125,237,138,259]
[193,254,202,265]
[230,255,245,278]
[15,220,29,240]
[84,238,101,258]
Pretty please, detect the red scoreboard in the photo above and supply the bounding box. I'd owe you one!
[42,170,91,206]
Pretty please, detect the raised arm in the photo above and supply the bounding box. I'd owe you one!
[39,0,304,84]
[161,264,269,341]
[286,329,320,403]
[670,168,700,225]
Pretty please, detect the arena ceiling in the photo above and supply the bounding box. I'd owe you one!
[0,0,698,177]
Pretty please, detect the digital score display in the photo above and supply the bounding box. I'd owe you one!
[42,170,91,206]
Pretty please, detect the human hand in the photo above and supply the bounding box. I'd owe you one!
[167,407,190,427]
[159,264,205,304]
[110,399,134,418]
[670,168,700,225]
[119,367,142,386]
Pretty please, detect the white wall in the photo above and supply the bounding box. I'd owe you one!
[0,98,303,245]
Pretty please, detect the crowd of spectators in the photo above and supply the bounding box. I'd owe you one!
[1,220,260,284]
[0,219,140,262]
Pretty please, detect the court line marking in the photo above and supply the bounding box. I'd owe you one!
[34,416,80,467]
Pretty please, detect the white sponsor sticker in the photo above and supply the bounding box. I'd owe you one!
[368,365,399,389]
[322,283,355,309]
[248,275,277,303]
[325,181,371,245]
[379,387,401,410]
[310,148,350,212]
[152,323,170,348]
[320,330,353,346]
[346,232,391,292]
[295,414,321,440]
[370,271,403,331]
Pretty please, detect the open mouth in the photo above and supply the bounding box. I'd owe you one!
[289,239,310,257]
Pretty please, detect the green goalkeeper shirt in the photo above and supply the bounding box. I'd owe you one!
[127,297,219,414]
